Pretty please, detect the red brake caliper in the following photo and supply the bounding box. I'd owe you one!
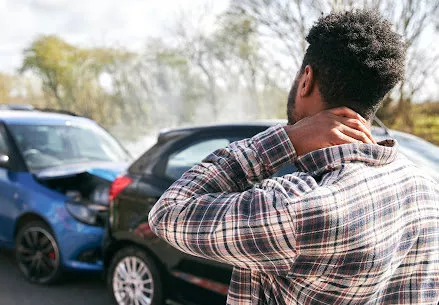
[48,252,56,260]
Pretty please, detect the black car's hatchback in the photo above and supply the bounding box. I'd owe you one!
[103,122,298,305]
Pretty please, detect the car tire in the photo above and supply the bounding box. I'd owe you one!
[108,247,164,305]
[15,221,62,285]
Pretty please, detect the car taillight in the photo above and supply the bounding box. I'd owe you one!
[109,175,133,202]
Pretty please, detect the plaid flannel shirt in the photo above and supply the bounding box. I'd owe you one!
[149,125,439,305]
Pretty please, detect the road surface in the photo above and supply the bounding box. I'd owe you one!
[0,249,110,305]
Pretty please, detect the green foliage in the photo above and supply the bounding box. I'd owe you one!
[400,103,439,145]
[20,35,133,127]
[0,73,14,102]
[379,101,439,145]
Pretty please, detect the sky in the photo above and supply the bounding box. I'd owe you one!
[0,0,229,73]
[1,0,438,101]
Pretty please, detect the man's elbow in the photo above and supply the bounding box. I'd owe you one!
[147,200,165,237]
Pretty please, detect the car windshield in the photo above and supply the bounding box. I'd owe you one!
[8,123,131,171]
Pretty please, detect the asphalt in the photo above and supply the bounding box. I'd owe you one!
[0,249,110,305]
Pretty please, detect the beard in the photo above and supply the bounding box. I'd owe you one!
[287,77,300,125]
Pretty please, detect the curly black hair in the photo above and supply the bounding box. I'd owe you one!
[300,10,405,119]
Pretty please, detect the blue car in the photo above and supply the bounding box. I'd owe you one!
[0,107,131,284]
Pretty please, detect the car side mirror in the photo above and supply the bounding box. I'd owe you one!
[0,154,10,169]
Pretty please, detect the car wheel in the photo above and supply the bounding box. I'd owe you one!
[108,247,163,305]
[15,221,62,284]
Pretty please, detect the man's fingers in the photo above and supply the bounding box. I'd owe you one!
[337,124,373,144]
[288,107,376,156]
[333,129,363,145]
[328,107,367,123]
[337,117,377,144]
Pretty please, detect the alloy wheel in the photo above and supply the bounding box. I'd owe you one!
[113,256,154,305]
[16,226,59,283]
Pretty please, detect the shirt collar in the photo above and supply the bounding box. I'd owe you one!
[295,139,398,176]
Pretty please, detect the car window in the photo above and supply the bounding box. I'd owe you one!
[164,137,298,181]
[46,128,64,153]
[69,128,111,159]
[165,138,230,180]
[8,123,130,171]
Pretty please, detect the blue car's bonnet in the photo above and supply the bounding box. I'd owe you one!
[35,162,127,181]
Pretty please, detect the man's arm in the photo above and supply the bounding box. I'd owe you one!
[148,125,302,274]
[177,125,297,194]
[148,108,373,274]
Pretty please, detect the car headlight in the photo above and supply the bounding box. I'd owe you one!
[65,202,98,225]
[90,185,110,205]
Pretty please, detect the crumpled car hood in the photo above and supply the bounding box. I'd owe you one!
[35,162,127,181]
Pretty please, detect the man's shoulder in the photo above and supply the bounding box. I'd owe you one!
[393,153,439,185]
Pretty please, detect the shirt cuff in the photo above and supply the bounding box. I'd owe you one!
[253,124,297,174]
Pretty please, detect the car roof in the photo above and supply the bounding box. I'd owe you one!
[158,120,286,141]
[0,110,94,126]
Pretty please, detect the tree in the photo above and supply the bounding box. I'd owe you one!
[20,35,133,127]
[215,13,263,118]
[227,0,321,81]
[20,35,76,109]
[0,73,14,102]
[169,5,230,121]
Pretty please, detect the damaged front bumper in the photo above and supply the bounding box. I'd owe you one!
[53,215,106,272]
[33,162,127,272]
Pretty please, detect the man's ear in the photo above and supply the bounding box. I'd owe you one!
[299,65,314,97]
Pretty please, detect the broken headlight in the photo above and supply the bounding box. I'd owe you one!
[65,190,108,226]
[66,201,99,225]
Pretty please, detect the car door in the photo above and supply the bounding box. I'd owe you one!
[0,124,21,245]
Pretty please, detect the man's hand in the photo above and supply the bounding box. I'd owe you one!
[284,107,376,156]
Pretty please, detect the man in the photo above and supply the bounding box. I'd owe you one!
[149,10,439,305]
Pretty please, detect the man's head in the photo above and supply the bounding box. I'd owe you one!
[287,10,405,125]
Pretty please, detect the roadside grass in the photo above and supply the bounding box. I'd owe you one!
[390,103,439,145]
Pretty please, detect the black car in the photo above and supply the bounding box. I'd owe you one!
[103,121,439,305]
[103,122,300,305]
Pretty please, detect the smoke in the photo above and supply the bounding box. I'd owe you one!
[107,3,291,158]
[115,88,286,158]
